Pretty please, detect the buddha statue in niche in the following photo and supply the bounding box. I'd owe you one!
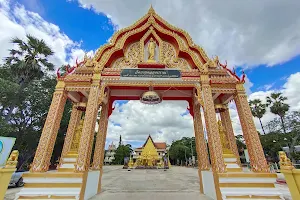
[147,37,157,63]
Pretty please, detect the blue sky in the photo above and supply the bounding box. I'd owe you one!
[1,0,300,148]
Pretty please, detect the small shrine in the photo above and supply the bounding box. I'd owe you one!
[127,135,170,169]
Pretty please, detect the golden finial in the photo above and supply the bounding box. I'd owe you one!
[148,4,156,15]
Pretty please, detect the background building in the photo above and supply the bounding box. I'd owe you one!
[132,135,167,161]
[104,142,116,165]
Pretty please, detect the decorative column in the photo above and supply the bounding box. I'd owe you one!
[75,72,105,172]
[92,100,109,193]
[92,102,109,170]
[219,106,241,165]
[193,101,210,194]
[31,80,67,172]
[193,102,210,170]
[234,84,269,172]
[199,75,226,173]
[59,103,82,165]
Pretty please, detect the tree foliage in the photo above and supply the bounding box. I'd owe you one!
[168,137,196,164]
[266,92,289,134]
[249,99,267,134]
[0,36,71,170]
[113,144,131,165]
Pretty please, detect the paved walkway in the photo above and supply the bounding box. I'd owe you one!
[5,166,292,200]
[91,166,211,200]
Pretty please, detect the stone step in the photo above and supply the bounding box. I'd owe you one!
[23,172,83,178]
[220,187,282,199]
[218,173,277,178]
[16,188,81,200]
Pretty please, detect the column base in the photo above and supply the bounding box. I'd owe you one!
[15,170,102,200]
[200,168,284,199]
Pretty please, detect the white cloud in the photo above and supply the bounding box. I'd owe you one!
[74,0,300,68]
[0,0,82,67]
[106,101,194,147]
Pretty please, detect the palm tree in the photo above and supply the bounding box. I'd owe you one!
[249,99,267,134]
[3,35,54,122]
[5,35,54,85]
[266,93,290,134]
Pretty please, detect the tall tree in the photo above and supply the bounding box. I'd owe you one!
[3,35,54,123]
[249,99,267,134]
[266,93,289,134]
[113,145,131,165]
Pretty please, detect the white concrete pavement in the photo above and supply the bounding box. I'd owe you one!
[91,166,211,200]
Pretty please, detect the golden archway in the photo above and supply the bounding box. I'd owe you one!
[18,6,278,200]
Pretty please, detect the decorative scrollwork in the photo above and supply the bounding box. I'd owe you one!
[161,41,191,70]
[112,42,140,68]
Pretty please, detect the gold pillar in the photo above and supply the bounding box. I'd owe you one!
[92,101,109,193]
[193,102,210,194]
[219,106,241,166]
[59,104,82,163]
[31,81,67,172]
[75,73,105,172]
[199,76,226,173]
[193,102,210,170]
[92,102,109,170]
[234,84,269,172]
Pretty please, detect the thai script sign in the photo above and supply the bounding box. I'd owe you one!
[120,69,181,79]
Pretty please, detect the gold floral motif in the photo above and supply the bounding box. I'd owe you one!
[210,75,238,84]
[193,102,210,170]
[112,42,141,68]
[161,41,191,70]
[59,104,82,166]
[75,84,101,172]
[234,91,269,172]
[220,108,241,165]
[64,74,93,82]
[92,102,109,169]
[31,91,67,172]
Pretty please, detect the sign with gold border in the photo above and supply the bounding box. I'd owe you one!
[0,137,16,167]
[120,69,181,79]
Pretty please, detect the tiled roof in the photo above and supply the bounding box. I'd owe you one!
[154,142,166,149]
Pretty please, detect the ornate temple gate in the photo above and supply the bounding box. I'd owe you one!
[16,7,283,200]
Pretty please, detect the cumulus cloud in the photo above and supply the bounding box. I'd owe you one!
[0,0,83,67]
[74,0,300,68]
[106,101,194,147]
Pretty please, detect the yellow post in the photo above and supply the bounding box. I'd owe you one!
[0,150,19,200]
[281,169,300,200]
[278,151,300,200]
